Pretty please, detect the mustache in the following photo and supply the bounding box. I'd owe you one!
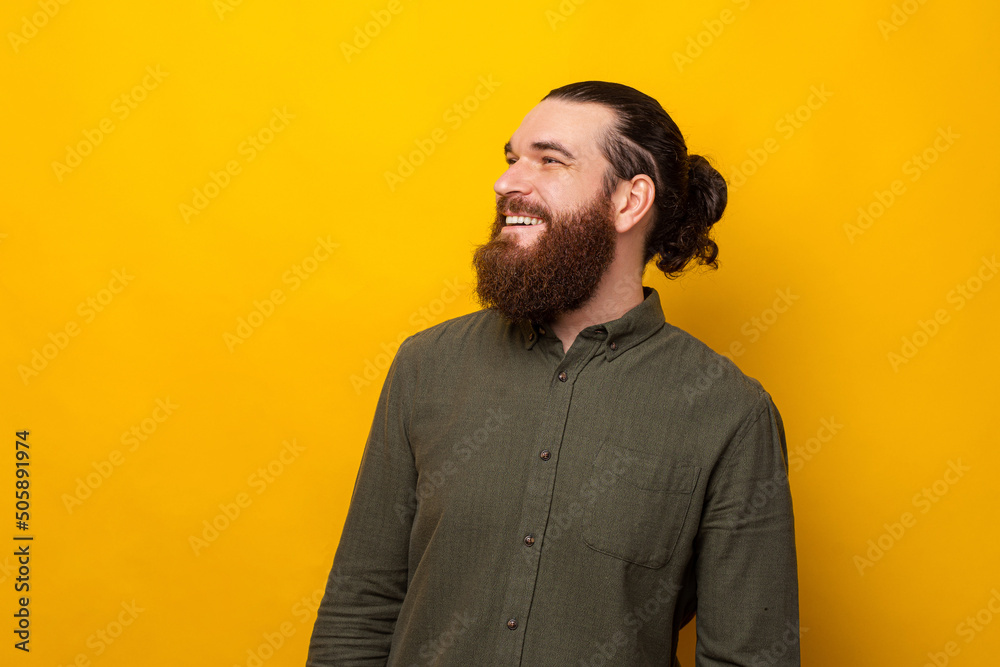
[496,197,550,222]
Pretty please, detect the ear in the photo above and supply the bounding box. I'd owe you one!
[612,174,655,234]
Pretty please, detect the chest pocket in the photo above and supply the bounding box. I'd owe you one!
[582,443,700,569]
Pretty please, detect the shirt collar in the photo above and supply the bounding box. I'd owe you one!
[517,285,666,360]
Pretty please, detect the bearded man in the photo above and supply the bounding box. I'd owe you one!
[307,81,800,666]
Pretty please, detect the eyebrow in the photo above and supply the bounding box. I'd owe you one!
[504,139,577,161]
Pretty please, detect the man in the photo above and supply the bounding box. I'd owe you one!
[308,81,799,666]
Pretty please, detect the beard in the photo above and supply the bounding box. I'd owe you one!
[471,188,618,325]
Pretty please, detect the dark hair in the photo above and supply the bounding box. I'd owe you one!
[542,81,727,278]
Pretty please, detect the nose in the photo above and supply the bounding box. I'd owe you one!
[493,159,533,199]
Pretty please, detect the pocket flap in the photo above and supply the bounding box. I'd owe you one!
[593,444,699,493]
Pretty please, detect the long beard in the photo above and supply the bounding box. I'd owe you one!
[471,191,617,324]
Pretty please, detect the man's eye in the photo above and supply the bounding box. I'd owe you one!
[505,156,561,166]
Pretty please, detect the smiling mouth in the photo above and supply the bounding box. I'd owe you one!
[504,214,545,226]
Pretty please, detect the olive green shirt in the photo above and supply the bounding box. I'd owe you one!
[308,286,799,666]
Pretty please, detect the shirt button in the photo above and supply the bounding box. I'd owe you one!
[558,371,567,382]
[610,341,618,351]
[539,450,551,461]
[524,534,535,547]
[507,618,518,630]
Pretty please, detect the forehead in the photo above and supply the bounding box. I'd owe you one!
[506,98,615,165]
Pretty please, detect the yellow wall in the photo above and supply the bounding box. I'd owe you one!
[2,0,997,664]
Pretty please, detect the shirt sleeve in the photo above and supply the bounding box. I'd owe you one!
[693,393,801,666]
[306,336,419,666]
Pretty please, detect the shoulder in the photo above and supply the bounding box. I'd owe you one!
[375,309,505,406]
[650,324,787,475]
[396,307,513,361]
[652,321,773,424]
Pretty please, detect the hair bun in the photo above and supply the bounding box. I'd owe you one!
[686,154,727,225]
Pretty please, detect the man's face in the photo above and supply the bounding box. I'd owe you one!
[472,99,620,324]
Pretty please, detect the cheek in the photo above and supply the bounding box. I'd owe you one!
[554,170,581,190]
[547,178,589,211]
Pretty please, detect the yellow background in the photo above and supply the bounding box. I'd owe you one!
[2,0,998,664]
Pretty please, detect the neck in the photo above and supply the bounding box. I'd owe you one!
[549,263,645,354]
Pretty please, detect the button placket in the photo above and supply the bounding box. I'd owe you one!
[497,337,602,661]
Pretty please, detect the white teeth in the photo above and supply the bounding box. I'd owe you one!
[505,215,544,226]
